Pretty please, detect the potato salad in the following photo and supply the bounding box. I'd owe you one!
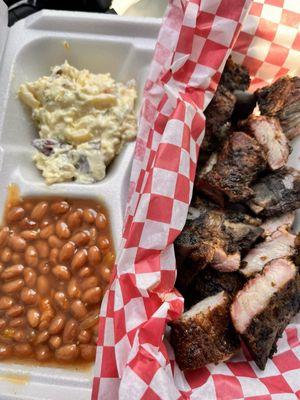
[18,61,137,184]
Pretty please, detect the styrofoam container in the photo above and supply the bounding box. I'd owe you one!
[0,6,160,399]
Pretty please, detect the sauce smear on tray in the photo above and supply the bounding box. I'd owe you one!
[0,190,114,364]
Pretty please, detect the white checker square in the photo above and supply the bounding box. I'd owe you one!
[261,4,283,23]
[199,0,220,14]
[274,24,298,48]
[247,36,271,61]
[170,199,190,231]
[256,63,281,81]
[139,220,169,249]
[204,90,214,109]
[124,297,147,332]
[190,35,206,62]
[238,377,269,397]
[190,376,216,400]
[231,51,246,66]
[283,370,300,393]
[185,102,197,127]
[117,247,138,275]
[119,368,148,399]
[113,278,126,311]
[242,14,259,36]
[134,192,150,222]
[183,2,198,28]
[272,395,297,400]
[189,137,198,163]
[99,378,120,400]
[160,244,176,271]
[136,271,161,290]
[172,52,189,71]
[283,0,300,12]
[152,167,177,198]
[150,368,182,400]
[161,119,184,147]
[189,62,213,90]
[148,59,165,83]
[99,289,109,317]
[283,49,299,70]
[207,361,234,375]
[115,334,132,372]
[179,148,191,176]
[208,16,238,47]
[249,359,280,377]
[103,317,115,346]
[94,342,103,372]
[152,130,162,152]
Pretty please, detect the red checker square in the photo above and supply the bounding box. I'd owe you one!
[296,390,300,399]
[146,149,156,172]
[213,375,243,399]
[155,143,181,172]
[91,377,100,399]
[245,396,272,400]
[227,361,256,378]
[176,26,195,54]
[281,10,299,27]
[292,31,300,51]
[200,40,227,70]
[191,111,205,139]
[154,113,169,135]
[175,173,191,203]
[181,124,190,152]
[216,0,245,21]
[144,98,157,124]
[146,129,154,149]
[146,194,173,224]
[184,367,210,389]
[172,100,186,121]
[256,18,278,42]
[173,59,197,84]
[249,2,263,17]
[195,12,215,38]
[260,375,293,394]
[128,347,161,385]
[113,308,126,343]
[143,171,153,193]
[266,43,289,66]
[286,327,300,348]
[123,214,133,240]
[101,346,119,378]
[135,248,161,273]
[97,316,106,345]
[141,387,161,400]
[139,317,166,347]
[243,56,263,76]
[233,31,254,54]
[136,169,146,193]
[265,0,284,6]
[106,289,115,318]
[272,350,300,373]
[189,158,197,181]
[154,270,176,291]
[119,274,141,304]
[167,227,181,245]
[275,67,289,79]
[143,295,162,320]
[125,222,144,248]
[127,329,136,346]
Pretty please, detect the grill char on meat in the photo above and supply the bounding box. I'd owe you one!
[196,131,267,205]
[219,56,250,92]
[231,258,300,369]
[249,167,300,217]
[175,199,263,289]
[170,291,240,370]
[183,268,246,309]
[239,115,290,171]
[255,76,300,140]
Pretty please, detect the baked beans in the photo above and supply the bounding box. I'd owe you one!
[0,196,114,364]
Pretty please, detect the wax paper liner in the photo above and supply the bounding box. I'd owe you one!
[92,1,300,399]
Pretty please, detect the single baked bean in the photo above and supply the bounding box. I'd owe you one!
[97,236,110,250]
[53,292,69,311]
[0,227,9,246]
[52,265,70,281]
[0,319,6,330]
[24,268,37,288]
[20,230,39,241]
[19,218,37,230]
[70,300,87,320]
[59,241,75,263]
[67,209,83,230]
[35,240,50,258]
[38,260,50,275]
[55,344,78,361]
[55,221,71,240]
[82,287,102,305]
[0,344,12,359]
[27,308,41,328]
[71,249,87,271]
[14,343,32,357]
[67,278,81,299]
[1,327,14,340]
[48,235,64,249]
[39,298,55,329]
[81,276,98,291]
[49,314,66,334]
[6,304,24,318]
[71,231,90,247]
[1,247,12,263]
[49,335,61,350]
[1,264,24,280]
[31,201,48,221]
[80,344,96,362]
[103,251,115,267]
[13,329,26,342]
[8,235,26,252]
[26,328,37,343]
[35,330,50,345]
[83,208,97,224]
[6,207,25,223]
[20,287,38,305]
[37,275,50,296]
[36,344,50,361]
[63,319,78,343]
[79,310,99,330]
[49,248,59,265]
[40,225,54,239]
[0,296,14,310]
[88,246,101,266]
[78,329,91,344]
[78,266,92,279]
[95,213,107,230]
[100,266,112,283]
[40,219,50,229]
[51,201,70,215]
[2,279,24,294]
[88,227,97,246]
[12,254,22,264]
[23,201,34,212]
[24,246,38,267]
[9,317,25,328]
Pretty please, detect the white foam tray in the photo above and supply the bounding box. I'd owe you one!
[0,5,160,399]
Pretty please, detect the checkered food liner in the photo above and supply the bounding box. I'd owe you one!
[92,1,300,399]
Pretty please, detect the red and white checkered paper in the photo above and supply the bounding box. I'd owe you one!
[92,1,300,399]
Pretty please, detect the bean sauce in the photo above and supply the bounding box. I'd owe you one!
[0,193,115,365]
